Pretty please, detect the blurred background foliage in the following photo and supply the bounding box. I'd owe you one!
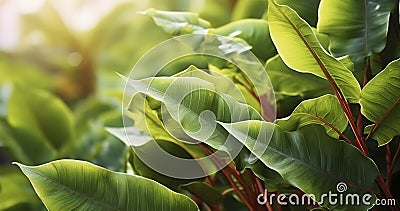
[0,0,238,103]
[0,1,240,210]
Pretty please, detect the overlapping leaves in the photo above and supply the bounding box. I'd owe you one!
[267,1,361,103]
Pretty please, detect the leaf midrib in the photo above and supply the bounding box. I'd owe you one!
[24,165,121,211]
[226,122,377,193]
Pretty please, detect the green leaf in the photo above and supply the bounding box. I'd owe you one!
[0,166,43,210]
[276,94,348,139]
[71,123,128,172]
[124,93,191,149]
[73,97,115,132]
[124,75,288,187]
[126,76,262,149]
[231,0,267,21]
[317,0,396,70]
[0,55,53,91]
[122,93,213,167]
[268,1,361,103]
[7,85,74,151]
[213,19,276,60]
[15,160,199,211]
[131,140,202,191]
[275,0,321,26]
[360,59,400,145]
[141,8,211,36]
[180,182,222,206]
[265,54,330,97]
[219,122,378,210]
[0,117,56,165]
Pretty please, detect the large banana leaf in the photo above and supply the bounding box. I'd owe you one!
[126,76,262,148]
[15,160,199,211]
[276,94,348,139]
[268,1,361,103]
[219,122,379,211]
[317,0,395,71]
[360,59,400,146]
[123,75,290,189]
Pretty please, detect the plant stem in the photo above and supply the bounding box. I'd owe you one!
[222,168,254,210]
[387,139,400,187]
[198,144,255,210]
[228,168,256,207]
[386,144,392,186]
[235,75,275,122]
[376,175,400,211]
[346,107,369,155]
[259,94,275,122]
[254,175,273,211]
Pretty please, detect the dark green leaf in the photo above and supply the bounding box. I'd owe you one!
[360,59,400,145]
[317,0,396,71]
[220,122,379,211]
[213,19,276,60]
[0,166,43,210]
[180,182,222,206]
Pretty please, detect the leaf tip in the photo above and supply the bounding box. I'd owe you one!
[116,72,129,82]
[12,162,29,172]
[137,8,156,16]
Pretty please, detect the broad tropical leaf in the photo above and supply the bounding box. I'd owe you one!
[219,122,378,211]
[360,59,400,145]
[125,76,262,149]
[213,19,276,60]
[0,117,56,165]
[15,160,199,211]
[123,75,289,190]
[268,1,361,103]
[276,94,348,139]
[317,0,395,70]
[71,123,128,172]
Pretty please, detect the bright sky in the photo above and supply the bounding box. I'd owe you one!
[0,0,140,51]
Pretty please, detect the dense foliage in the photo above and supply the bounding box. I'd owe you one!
[1,0,400,210]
